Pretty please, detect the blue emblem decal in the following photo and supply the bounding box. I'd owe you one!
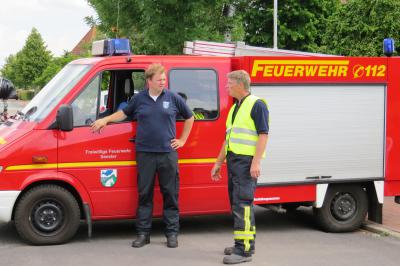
[100,169,118,187]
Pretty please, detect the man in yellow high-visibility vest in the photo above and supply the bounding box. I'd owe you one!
[211,70,269,264]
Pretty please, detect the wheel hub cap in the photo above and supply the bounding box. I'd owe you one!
[32,201,64,233]
[331,193,356,221]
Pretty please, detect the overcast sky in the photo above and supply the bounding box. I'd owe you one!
[0,0,97,68]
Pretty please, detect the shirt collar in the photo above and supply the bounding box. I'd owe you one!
[146,88,166,98]
[236,93,251,106]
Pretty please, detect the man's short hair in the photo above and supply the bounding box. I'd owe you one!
[145,63,165,80]
[227,70,251,91]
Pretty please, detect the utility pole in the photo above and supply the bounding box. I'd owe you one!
[224,4,235,42]
[273,0,278,49]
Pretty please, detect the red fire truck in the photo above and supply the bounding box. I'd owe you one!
[0,39,399,245]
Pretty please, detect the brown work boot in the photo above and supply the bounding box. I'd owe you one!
[131,234,150,248]
[224,247,255,255]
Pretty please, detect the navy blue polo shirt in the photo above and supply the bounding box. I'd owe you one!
[251,100,269,134]
[122,88,193,152]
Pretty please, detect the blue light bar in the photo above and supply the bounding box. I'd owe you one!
[92,38,131,56]
[383,38,395,56]
[111,38,131,55]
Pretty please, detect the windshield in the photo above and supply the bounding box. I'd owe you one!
[21,64,91,122]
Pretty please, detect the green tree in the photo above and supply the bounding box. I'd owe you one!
[33,52,79,88]
[237,0,340,52]
[87,0,244,54]
[14,28,52,88]
[321,0,400,56]
[0,54,18,82]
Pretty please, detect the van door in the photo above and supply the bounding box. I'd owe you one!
[57,69,145,219]
[168,67,231,214]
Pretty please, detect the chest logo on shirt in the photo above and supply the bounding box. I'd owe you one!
[163,101,170,109]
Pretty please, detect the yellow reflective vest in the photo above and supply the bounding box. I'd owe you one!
[225,94,267,157]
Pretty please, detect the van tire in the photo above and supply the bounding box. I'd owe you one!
[14,185,80,245]
[314,184,368,232]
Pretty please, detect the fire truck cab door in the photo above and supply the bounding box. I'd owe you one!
[57,70,138,218]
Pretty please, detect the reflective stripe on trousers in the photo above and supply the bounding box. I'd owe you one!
[234,206,256,252]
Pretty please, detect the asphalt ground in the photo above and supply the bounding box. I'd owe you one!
[1,206,400,266]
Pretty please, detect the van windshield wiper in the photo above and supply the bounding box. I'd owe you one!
[24,106,37,120]
[15,110,27,120]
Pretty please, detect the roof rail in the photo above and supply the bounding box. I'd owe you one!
[183,40,333,57]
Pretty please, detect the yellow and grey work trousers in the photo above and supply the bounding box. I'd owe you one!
[227,151,257,257]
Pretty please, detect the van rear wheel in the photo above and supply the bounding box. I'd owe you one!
[14,185,80,245]
[314,184,368,232]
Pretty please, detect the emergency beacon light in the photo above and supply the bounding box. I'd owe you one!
[383,38,395,56]
[92,38,131,56]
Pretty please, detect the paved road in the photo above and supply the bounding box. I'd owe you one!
[0,99,27,116]
[1,207,400,266]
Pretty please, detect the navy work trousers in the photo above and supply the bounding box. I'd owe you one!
[135,151,179,236]
[227,151,257,257]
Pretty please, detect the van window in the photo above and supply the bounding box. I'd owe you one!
[69,69,146,126]
[169,69,218,120]
[71,75,99,127]
[22,64,91,122]
[99,71,111,114]
[97,69,145,120]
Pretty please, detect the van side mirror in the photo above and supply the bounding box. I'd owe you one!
[56,104,73,131]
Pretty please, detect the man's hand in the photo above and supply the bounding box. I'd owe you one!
[250,159,261,179]
[171,138,185,149]
[211,163,222,181]
[91,118,107,133]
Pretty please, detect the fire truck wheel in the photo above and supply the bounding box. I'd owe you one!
[313,184,368,232]
[14,185,80,245]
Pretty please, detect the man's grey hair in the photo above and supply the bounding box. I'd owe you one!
[227,70,251,91]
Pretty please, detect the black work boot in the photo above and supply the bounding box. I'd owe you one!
[224,247,255,255]
[223,254,252,264]
[166,234,178,248]
[131,234,150,248]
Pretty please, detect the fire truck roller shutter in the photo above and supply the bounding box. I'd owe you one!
[251,84,385,185]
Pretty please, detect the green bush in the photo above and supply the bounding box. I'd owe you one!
[18,90,35,101]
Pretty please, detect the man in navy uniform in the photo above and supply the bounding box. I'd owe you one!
[92,63,194,248]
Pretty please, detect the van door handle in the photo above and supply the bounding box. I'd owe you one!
[129,137,136,143]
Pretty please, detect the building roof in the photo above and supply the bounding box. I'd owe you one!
[71,26,97,56]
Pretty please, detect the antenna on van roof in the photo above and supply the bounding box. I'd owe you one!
[111,0,120,38]
[116,0,120,38]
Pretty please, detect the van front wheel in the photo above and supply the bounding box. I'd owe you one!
[14,185,80,245]
[314,184,368,232]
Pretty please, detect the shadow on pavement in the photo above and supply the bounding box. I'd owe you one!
[1,205,318,245]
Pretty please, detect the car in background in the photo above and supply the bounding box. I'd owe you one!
[0,77,17,100]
